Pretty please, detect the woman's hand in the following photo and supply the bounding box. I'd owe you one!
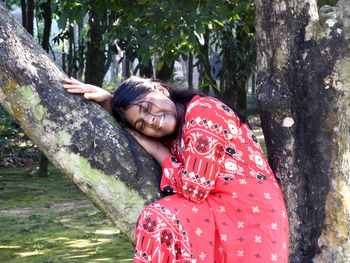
[128,128,171,166]
[63,78,113,114]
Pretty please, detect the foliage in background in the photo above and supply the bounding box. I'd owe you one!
[0,105,39,168]
[317,0,338,7]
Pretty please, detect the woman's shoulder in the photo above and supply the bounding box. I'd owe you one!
[185,95,240,121]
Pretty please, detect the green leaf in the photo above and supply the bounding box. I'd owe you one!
[57,10,68,29]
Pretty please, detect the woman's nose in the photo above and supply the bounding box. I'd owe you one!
[144,114,155,127]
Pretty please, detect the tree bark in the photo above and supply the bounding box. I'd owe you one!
[156,61,174,82]
[27,0,33,36]
[41,0,51,54]
[188,51,193,90]
[0,2,163,243]
[20,0,27,29]
[85,9,110,87]
[255,0,350,262]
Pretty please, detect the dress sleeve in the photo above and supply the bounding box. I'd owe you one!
[160,98,227,203]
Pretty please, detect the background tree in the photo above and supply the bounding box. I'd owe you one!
[255,0,349,262]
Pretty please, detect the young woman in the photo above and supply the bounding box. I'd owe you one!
[63,76,289,263]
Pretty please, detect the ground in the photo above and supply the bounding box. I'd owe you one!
[0,165,134,262]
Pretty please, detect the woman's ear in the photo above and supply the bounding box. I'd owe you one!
[154,84,170,97]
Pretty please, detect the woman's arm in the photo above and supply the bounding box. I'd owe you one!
[63,78,113,114]
[128,129,171,166]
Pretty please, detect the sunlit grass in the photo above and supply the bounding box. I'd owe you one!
[0,165,134,262]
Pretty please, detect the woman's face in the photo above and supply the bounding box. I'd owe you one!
[124,85,178,138]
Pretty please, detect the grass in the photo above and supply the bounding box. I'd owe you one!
[0,165,134,263]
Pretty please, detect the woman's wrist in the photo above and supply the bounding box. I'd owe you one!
[99,94,113,114]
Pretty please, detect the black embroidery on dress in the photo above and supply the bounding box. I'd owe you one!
[143,217,157,232]
[163,185,174,193]
[214,145,224,158]
[257,173,266,180]
[204,162,208,175]
[221,104,230,112]
[214,123,219,129]
[238,237,244,242]
[252,134,258,143]
[196,190,206,200]
[225,147,236,157]
[270,209,276,213]
[193,158,197,170]
[160,230,173,246]
[248,193,255,198]
[185,184,195,195]
[170,156,180,163]
[224,177,234,181]
[223,129,229,134]
[175,243,182,260]
[255,254,261,258]
[196,138,209,153]
[202,118,208,124]
[190,119,194,124]
[142,252,147,258]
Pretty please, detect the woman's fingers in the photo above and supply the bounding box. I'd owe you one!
[64,77,82,85]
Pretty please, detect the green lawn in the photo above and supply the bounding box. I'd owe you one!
[0,166,134,263]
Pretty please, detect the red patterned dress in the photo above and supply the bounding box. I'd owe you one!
[134,96,289,263]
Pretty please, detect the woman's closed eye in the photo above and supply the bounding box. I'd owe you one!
[137,103,151,130]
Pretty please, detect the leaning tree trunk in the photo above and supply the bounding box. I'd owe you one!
[0,2,163,243]
[255,0,350,262]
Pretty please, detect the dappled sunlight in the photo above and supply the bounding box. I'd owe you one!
[66,238,112,248]
[95,228,120,235]
[256,134,264,140]
[0,245,21,249]
[63,254,90,259]
[16,250,43,257]
[44,237,71,242]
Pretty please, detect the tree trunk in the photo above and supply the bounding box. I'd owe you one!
[255,0,350,262]
[27,0,33,36]
[156,61,174,82]
[85,10,107,87]
[20,0,26,29]
[67,25,74,78]
[0,2,163,243]
[139,59,153,79]
[39,0,52,178]
[41,0,51,54]
[188,51,193,90]
[39,153,48,178]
